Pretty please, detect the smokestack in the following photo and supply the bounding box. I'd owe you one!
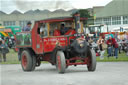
[73,11,81,34]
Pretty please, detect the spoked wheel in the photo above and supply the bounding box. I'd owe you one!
[21,50,36,71]
[56,51,66,74]
[87,49,96,71]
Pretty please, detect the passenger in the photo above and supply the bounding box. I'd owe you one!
[40,23,47,36]
[60,24,68,35]
[22,21,32,31]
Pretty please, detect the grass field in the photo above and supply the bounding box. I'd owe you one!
[0,49,128,64]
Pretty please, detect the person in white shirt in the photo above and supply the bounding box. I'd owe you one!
[97,36,106,60]
[40,23,47,36]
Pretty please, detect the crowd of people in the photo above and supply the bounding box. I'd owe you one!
[86,31,128,60]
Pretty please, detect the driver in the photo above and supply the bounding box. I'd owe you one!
[60,24,68,35]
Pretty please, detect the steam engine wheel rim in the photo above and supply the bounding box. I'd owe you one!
[87,56,92,67]
[57,56,61,70]
[22,54,27,69]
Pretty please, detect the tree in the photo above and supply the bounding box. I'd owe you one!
[79,9,91,18]
[79,9,92,26]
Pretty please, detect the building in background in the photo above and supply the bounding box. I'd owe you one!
[94,0,128,31]
[0,9,76,29]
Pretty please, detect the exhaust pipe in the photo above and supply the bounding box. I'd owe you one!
[73,11,81,34]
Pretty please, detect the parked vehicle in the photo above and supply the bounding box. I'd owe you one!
[0,26,21,51]
[5,26,21,49]
[16,12,96,73]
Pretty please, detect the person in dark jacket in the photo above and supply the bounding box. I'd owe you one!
[22,21,32,31]
[0,39,9,62]
[60,24,68,35]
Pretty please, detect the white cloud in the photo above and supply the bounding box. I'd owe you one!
[0,0,112,13]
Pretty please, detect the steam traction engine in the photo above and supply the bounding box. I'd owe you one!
[16,12,96,73]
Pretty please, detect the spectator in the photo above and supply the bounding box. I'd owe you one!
[106,36,118,59]
[126,38,128,56]
[114,32,119,41]
[97,36,106,60]
[22,21,32,31]
[126,31,128,39]
[93,31,100,43]
[86,34,90,42]
[0,39,9,62]
[108,32,114,39]
[124,31,128,40]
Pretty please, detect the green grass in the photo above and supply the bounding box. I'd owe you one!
[0,49,20,64]
[96,50,128,62]
[0,49,128,64]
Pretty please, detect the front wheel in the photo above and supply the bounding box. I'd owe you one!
[56,51,66,74]
[87,49,96,71]
[21,50,36,71]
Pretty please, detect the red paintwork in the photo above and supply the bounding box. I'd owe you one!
[101,32,115,35]
[54,29,61,36]
[31,22,44,54]
[17,16,87,54]
[42,29,76,52]
[43,37,68,52]
[65,29,76,43]
[65,29,76,35]
[57,56,61,70]
[22,54,27,69]
[66,57,88,66]
[30,17,87,54]
[67,62,87,66]
[17,16,89,67]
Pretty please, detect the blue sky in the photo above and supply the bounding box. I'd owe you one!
[0,0,112,14]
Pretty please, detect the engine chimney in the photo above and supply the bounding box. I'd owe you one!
[72,11,81,34]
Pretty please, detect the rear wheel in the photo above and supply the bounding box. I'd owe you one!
[56,51,66,74]
[87,49,96,71]
[21,50,36,71]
